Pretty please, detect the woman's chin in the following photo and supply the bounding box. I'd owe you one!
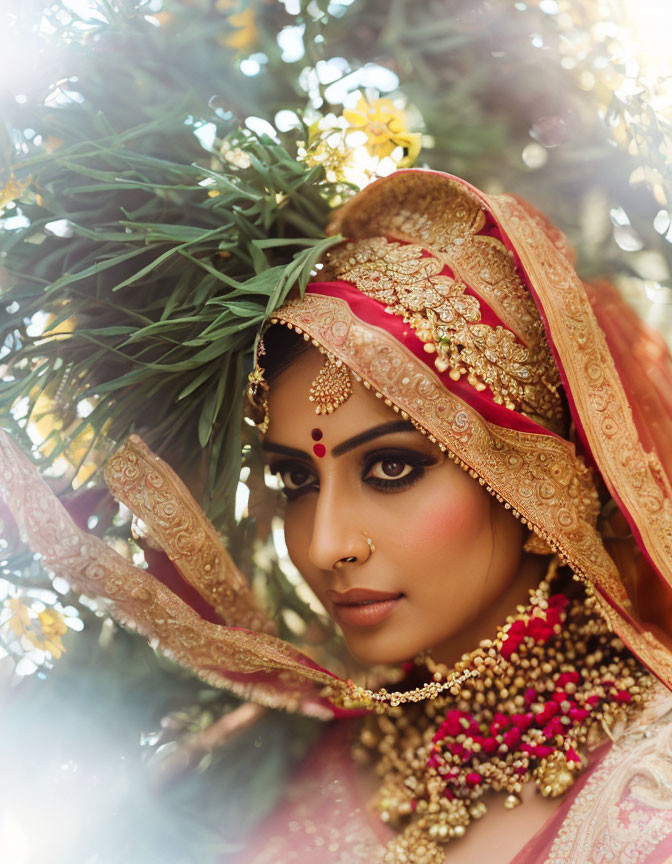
[344,634,423,667]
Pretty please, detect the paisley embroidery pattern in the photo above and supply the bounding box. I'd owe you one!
[0,429,342,718]
[322,237,563,427]
[543,686,672,864]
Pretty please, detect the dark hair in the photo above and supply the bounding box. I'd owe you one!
[260,323,312,385]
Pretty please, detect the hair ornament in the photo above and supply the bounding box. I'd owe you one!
[308,353,353,415]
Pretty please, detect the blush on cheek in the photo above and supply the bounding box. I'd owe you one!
[407,485,490,547]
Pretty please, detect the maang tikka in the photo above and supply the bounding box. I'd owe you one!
[308,354,352,415]
[247,336,354,431]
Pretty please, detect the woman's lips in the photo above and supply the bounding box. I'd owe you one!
[327,588,404,628]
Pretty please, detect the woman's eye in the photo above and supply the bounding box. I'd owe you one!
[367,459,414,481]
[279,466,316,491]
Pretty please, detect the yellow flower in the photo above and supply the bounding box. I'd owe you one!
[35,312,76,344]
[217,0,258,51]
[39,608,68,639]
[303,137,356,184]
[28,375,110,488]
[0,173,32,213]
[35,609,68,659]
[342,96,421,164]
[7,598,31,637]
[4,599,69,659]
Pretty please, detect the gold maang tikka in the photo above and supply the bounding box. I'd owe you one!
[247,338,354,430]
[309,353,352,415]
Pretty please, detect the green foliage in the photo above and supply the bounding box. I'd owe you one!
[1,117,344,524]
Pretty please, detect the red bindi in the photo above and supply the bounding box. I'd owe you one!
[311,428,323,441]
[313,443,326,458]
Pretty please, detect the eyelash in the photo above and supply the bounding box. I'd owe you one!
[269,449,434,501]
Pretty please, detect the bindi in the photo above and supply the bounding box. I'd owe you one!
[311,427,326,458]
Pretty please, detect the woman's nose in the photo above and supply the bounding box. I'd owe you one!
[307,484,369,572]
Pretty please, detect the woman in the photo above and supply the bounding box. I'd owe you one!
[2,170,672,862]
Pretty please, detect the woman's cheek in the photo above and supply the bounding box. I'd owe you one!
[390,478,491,550]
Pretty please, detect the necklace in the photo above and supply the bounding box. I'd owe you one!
[353,559,654,864]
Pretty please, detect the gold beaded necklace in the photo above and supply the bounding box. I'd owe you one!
[351,559,653,864]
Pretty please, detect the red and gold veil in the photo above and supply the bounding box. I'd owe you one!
[1,169,671,715]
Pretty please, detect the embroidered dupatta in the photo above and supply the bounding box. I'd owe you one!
[1,169,671,715]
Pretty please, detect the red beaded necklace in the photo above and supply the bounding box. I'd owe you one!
[354,560,653,864]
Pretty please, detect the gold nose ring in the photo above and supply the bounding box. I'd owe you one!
[362,533,375,555]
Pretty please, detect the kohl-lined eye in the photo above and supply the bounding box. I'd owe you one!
[282,466,315,490]
[269,461,318,498]
[367,458,415,481]
[362,448,436,492]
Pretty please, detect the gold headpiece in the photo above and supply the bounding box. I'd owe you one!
[322,236,564,431]
[308,354,352,414]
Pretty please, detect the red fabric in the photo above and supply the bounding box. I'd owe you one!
[307,280,559,438]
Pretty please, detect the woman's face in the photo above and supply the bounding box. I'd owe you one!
[264,347,525,666]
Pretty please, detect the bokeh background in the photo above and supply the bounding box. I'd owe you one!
[1,1,672,862]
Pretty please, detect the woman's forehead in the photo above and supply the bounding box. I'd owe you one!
[265,349,413,450]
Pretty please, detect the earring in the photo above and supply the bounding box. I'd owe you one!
[247,337,270,433]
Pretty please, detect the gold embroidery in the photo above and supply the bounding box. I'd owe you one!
[544,685,672,864]
[0,428,341,718]
[489,192,672,597]
[323,236,563,427]
[103,434,270,633]
[328,172,541,348]
[272,293,672,690]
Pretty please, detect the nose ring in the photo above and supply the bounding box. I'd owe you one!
[333,535,375,569]
[362,533,375,555]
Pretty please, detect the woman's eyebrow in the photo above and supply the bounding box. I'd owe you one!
[331,420,415,457]
[262,442,310,460]
[262,420,416,461]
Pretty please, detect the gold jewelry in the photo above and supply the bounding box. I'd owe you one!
[352,559,653,862]
[362,533,375,555]
[334,556,357,570]
[322,234,564,429]
[308,353,352,414]
[246,338,270,433]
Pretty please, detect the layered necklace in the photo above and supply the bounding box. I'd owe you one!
[353,559,653,864]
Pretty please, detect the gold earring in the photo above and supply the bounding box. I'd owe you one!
[247,364,270,433]
[247,337,270,433]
